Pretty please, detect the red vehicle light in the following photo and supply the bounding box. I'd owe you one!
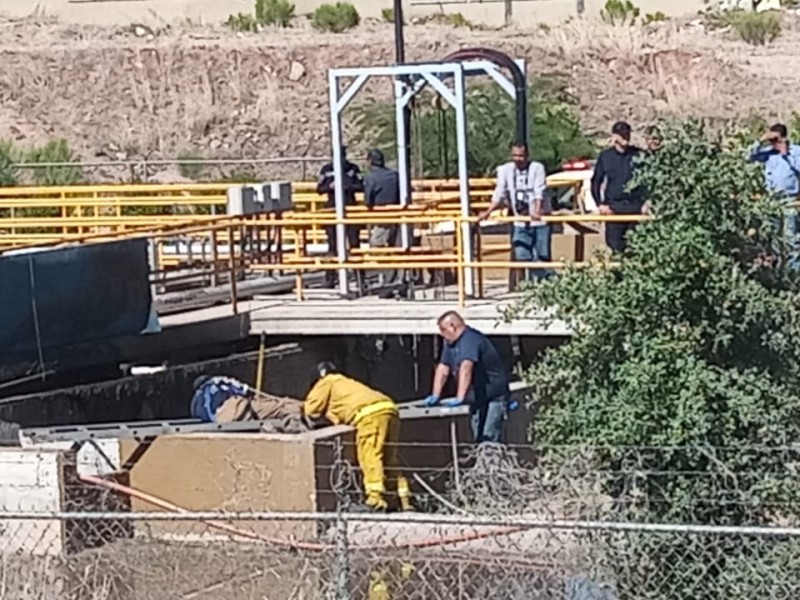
[562,159,593,171]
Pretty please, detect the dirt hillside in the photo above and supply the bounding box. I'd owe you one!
[0,15,798,180]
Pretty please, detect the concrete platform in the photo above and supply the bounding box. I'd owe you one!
[159,284,571,337]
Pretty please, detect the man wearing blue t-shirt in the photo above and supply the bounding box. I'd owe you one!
[425,311,512,443]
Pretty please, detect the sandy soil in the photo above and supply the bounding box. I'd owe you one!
[0,14,797,180]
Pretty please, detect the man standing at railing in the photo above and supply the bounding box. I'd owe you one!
[364,149,406,299]
[748,123,800,269]
[425,311,513,444]
[317,146,365,288]
[591,121,645,254]
[478,141,551,284]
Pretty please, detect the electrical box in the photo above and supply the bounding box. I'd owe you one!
[226,182,293,215]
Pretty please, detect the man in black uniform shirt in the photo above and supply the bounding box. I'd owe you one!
[590,122,645,254]
[316,147,364,287]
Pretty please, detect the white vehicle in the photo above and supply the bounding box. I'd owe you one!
[548,159,599,214]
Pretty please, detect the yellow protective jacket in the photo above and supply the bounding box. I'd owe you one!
[303,374,397,426]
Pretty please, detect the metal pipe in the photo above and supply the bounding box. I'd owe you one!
[443,48,528,145]
[394,0,414,247]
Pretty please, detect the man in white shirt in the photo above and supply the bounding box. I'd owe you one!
[478,141,551,283]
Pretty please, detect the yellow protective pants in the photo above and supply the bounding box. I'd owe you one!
[355,411,412,511]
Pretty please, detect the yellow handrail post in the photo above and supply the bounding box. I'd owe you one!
[294,227,305,301]
[455,216,465,308]
[255,332,267,393]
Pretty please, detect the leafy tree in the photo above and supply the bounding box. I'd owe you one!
[351,77,597,177]
[507,120,800,596]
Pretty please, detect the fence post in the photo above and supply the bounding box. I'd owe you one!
[577,0,585,14]
[505,0,513,25]
[332,436,351,600]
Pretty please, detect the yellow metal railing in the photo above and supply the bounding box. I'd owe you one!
[0,207,646,308]
[0,175,587,249]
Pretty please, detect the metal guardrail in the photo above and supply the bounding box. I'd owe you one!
[0,179,501,248]
[0,175,590,250]
[0,208,646,308]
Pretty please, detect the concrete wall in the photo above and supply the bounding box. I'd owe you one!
[4,0,708,27]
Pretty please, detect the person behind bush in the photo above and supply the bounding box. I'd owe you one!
[591,121,646,254]
[748,123,800,270]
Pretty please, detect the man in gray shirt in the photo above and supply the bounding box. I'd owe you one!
[364,149,405,298]
[478,141,551,284]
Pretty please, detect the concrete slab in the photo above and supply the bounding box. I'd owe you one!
[158,283,570,336]
[248,297,569,336]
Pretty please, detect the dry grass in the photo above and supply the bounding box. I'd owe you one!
[0,15,797,180]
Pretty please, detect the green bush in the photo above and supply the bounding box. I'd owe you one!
[381,8,395,23]
[0,141,17,187]
[507,120,800,594]
[311,2,360,33]
[726,10,782,45]
[644,11,667,24]
[255,0,295,27]
[600,0,641,25]
[226,12,259,32]
[418,12,474,28]
[352,76,597,177]
[177,151,206,180]
[25,139,83,186]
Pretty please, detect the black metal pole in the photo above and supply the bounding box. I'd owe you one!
[395,0,413,203]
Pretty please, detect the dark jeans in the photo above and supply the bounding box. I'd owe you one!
[370,224,400,287]
[605,221,638,254]
[324,224,362,288]
[470,397,508,443]
[325,224,361,255]
[780,208,800,271]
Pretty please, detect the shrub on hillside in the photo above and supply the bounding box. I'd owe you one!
[25,139,83,186]
[727,10,782,45]
[600,0,641,25]
[177,151,206,180]
[0,142,17,187]
[226,13,259,32]
[256,0,295,27]
[311,3,360,33]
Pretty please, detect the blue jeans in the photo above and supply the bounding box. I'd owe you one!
[512,224,552,281]
[470,398,508,443]
[783,208,800,271]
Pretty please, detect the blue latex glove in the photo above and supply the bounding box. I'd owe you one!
[508,400,520,412]
[424,394,440,407]
[441,397,464,407]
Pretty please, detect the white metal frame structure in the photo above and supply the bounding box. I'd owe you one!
[327,59,526,296]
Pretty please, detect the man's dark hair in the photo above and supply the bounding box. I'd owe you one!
[316,361,340,379]
[770,123,788,138]
[510,140,529,153]
[612,121,633,136]
[367,149,385,167]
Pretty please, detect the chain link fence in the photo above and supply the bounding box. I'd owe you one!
[2,440,800,599]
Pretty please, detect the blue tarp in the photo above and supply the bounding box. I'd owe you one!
[0,240,152,359]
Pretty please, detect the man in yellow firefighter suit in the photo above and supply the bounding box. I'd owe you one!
[303,362,413,512]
